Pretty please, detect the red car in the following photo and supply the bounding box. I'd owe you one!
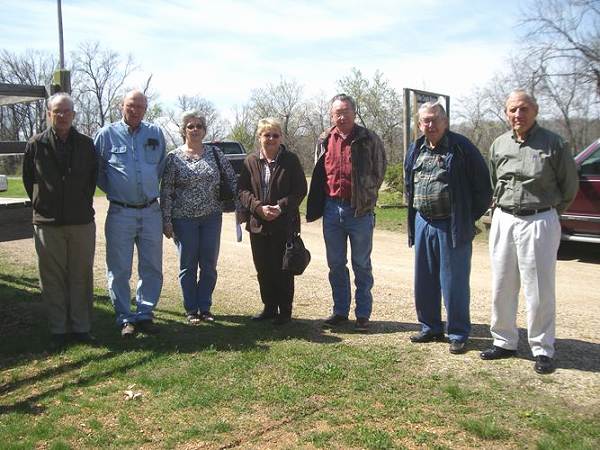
[560,138,600,244]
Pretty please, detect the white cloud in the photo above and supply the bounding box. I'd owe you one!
[1,0,522,119]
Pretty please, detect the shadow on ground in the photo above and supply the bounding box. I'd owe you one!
[1,271,598,416]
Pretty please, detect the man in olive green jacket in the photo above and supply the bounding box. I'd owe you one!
[481,90,578,374]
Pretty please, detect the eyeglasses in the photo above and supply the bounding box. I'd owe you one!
[50,109,73,117]
[186,123,204,130]
[332,109,353,119]
[262,133,280,139]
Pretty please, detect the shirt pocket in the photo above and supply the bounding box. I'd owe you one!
[109,146,128,166]
[144,147,162,164]
[527,150,551,178]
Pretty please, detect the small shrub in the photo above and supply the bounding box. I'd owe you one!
[384,162,404,194]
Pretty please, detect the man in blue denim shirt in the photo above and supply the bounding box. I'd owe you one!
[405,102,492,354]
[95,90,167,337]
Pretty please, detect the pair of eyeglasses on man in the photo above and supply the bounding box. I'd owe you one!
[186,124,204,130]
[262,133,280,139]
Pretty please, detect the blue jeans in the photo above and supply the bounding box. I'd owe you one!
[414,212,472,342]
[172,213,222,314]
[105,202,163,326]
[323,198,374,319]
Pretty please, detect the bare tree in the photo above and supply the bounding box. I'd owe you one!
[337,68,404,163]
[454,88,508,159]
[246,77,313,168]
[228,104,255,152]
[248,77,305,146]
[159,94,228,148]
[522,0,600,96]
[71,41,138,134]
[0,49,57,140]
[301,92,330,142]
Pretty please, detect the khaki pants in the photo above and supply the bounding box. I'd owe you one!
[489,208,561,358]
[33,222,96,334]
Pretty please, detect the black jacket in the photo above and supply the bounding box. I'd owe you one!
[238,145,307,236]
[22,127,97,225]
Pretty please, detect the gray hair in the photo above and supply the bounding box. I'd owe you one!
[505,90,539,111]
[330,93,357,114]
[47,92,74,112]
[418,101,447,121]
[179,110,207,142]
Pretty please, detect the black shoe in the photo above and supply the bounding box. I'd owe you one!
[273,315,291,326]
[71,332,96,344]
[252,307,277,321]
[534,355,555,374]
[323,314,349,327]
[136,320,159,335]
[480,345,516,360]
[449,340,467,354]
[409,331,445,343]
[121,322,136,338]
[200,311,215,322]
[355,318,369,332]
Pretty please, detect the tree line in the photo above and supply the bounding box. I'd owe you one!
[2,0,599,175]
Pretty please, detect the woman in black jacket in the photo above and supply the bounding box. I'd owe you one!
[238,118,307,325]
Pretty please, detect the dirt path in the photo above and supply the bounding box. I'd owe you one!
[2,198,599,404]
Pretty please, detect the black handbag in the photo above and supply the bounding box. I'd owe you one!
[282,232,311,275]
[212,147,236,212]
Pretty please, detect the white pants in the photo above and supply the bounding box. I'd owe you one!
[489,208,561,357]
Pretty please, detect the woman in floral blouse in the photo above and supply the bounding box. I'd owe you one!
[160,111,237,324]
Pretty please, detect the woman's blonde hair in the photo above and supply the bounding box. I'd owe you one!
[256,118,283,138]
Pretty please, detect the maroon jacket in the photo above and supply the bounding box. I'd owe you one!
[238,145,307,236]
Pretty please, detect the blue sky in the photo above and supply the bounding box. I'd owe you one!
[1,0,525,117]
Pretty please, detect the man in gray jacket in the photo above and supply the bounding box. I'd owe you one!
[306,94,387,331]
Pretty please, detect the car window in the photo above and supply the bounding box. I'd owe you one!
[210,142,245,155]
[580,147,600,176]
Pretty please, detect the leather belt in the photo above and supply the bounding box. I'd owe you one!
[499,206,551,217]
[111,198,157,209]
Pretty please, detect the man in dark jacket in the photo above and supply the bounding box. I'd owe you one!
[404,102,492,354]
[306,94,387,331]
[22,92,97,347]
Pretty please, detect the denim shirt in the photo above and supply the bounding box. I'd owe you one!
[95,120,166,205]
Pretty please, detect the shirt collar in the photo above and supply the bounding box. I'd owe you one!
[120,118,144,134]
[420,132,449,152]
[511,122,539,143]
[50,126,73,144]
[258,146,282,163]
[333,125,356,140]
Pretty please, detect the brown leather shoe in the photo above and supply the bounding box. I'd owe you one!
[355,318,369,332]
[323,314,349,327]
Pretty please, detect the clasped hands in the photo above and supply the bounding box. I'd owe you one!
[259,204,281,221]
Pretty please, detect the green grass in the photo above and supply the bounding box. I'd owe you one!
[1,252,599,449]
[0,177,105,198]
[0,177,26,198]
